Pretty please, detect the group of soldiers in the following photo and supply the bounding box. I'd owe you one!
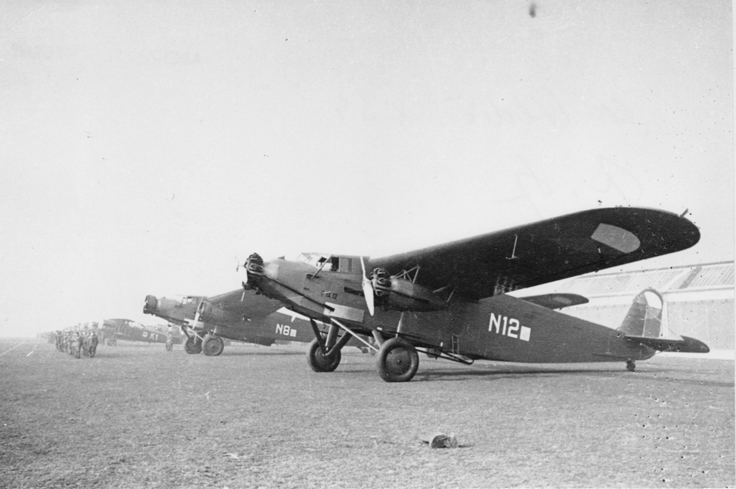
[55,329,99,359]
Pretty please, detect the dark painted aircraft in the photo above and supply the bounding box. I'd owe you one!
[97,318,183,346]
[240,207,709,382]
[143,289,355,355]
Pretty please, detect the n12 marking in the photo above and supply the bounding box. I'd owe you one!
[489,313,531,342]
[276,324,298,338]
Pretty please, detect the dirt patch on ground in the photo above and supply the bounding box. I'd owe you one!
[0,339,733,488]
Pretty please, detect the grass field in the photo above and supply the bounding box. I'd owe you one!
[0,339,733,488]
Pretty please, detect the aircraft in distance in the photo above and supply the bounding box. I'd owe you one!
[143,289,367,355]
[97,318,183,346]
[240,207,709,382]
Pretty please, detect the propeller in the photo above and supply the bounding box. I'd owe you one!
[234,256,248,301]
[360,256,375,316]
[238,256,250,297]
[191,298,205,327]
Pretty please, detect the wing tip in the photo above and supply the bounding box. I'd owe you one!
[602,206,701,255]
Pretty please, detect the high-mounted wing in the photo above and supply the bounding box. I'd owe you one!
[369,207,699,300]
[206,289,249,311]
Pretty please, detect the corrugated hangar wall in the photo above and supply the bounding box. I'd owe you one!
[548,261,735,351]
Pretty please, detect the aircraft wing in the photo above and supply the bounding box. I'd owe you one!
[369,207,699,300]
[205,289,248,311]
[519,293,588,309]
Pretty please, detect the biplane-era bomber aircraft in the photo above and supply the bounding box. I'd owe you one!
[240,207,709,382]
[143,289,368,355]
[97,318,182,346]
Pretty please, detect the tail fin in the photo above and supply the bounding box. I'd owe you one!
[618,288,663,338]
[619,288,710,353]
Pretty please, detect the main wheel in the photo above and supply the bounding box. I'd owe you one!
[626,359,636,372]
[307,339,341,372]
[184,336,202,354]
[202,335,225,356]
[377,338,419,382]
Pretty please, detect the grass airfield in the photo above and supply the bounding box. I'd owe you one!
[0,339,733,489]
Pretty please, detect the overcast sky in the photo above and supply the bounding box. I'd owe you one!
[0,0,732,337]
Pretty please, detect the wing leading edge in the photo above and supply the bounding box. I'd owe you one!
[369,207,699,300]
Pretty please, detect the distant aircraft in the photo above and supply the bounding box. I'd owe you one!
[142,289,356,355]
[97,318,182,346]
[240,207,709,382]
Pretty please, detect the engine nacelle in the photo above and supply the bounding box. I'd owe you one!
[371,268,446,311]
[197,300,238,327]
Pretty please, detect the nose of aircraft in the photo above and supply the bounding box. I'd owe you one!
[143,295,158,314]
[243,252,265,289]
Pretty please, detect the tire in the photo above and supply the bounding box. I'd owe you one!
[377,338,419,382]
[184,336,202,354]
[202,335,225,356]
[307,339,341,372]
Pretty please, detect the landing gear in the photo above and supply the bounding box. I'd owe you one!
[184,336,202,354]
[202,334,225,356]
[307,339,341,372]
[377,338,419,382]
[626,359,636,372]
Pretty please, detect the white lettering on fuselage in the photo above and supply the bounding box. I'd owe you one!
[489,313,531,342]
[275,324,298,338]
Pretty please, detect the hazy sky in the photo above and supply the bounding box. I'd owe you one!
[1,0,733,337]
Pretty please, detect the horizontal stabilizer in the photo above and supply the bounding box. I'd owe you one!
[520,293,589,310]
[625,335,710,353]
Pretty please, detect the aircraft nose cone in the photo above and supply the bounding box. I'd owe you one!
[143,295,158,314]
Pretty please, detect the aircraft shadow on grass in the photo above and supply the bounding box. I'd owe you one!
[411,366,629,382]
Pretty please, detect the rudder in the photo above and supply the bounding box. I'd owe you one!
[617,288,663,338]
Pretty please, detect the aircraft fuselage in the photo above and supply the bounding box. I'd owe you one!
[247,256,656,363]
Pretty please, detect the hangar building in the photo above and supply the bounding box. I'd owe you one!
[547,261,734,352]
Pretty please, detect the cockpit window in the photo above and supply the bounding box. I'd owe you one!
[298,253,334,270]
[326,256,339,272]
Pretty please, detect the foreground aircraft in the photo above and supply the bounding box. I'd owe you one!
[240,207,709,382]
[143,289,364,355]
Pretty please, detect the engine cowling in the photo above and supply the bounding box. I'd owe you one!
[370,268,446,311]
[243,252,265,289]
[196,300,233,326]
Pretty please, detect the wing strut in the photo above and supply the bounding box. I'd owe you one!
[506,234,519,260]
[328,318,379,353]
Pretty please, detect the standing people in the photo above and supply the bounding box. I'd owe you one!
[165,325,174,352]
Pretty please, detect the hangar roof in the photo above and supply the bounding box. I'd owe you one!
[554,261,733,298]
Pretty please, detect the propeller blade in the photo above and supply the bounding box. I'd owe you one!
[193,299,203,324]
[360,256,375,316]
